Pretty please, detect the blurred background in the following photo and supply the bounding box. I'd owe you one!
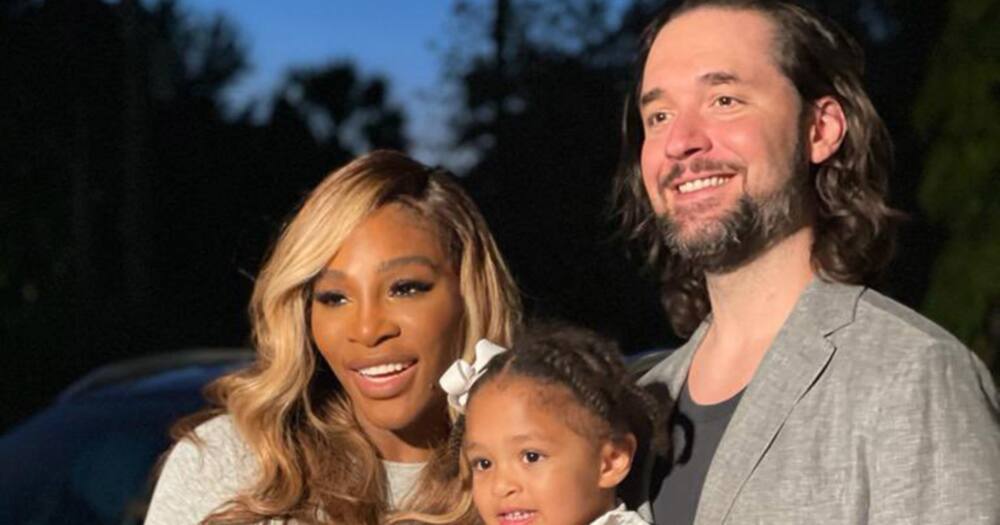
[0,0,998,521]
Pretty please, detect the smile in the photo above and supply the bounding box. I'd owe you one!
[498,510,537,524]
[357,360,416,379]
[676,174,732,194]
[349,359,419,399]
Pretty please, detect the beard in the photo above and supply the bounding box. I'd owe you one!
[656,142,811,274]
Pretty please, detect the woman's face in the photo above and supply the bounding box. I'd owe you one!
[311,204,465,444]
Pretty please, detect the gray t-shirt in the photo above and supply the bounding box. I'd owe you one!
[651,384,743,524]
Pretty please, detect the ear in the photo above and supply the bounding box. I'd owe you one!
[807,96,847,165]
[597,433,638,489]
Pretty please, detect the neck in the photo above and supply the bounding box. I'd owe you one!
[686,226,815,404]
[704,226,815,346]
[357,402,450,463]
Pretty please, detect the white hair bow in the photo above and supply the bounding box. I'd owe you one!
[438,339,508,413]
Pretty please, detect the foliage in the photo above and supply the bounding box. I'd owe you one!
[914,0,1000,366]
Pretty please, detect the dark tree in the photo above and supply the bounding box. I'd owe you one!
[913,0,1000,373]
[0,0,409,432]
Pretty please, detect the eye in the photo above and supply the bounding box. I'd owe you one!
[712,95,741,108]
[314,290,348,307]
[644,111,670,128]
[389,280,433,297]
[521,450,544,464]
[470,457,492,472]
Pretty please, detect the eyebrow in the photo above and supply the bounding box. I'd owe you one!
[315,255,440,281]
[379,255,439,273]
[639,87,664,108]
[700,70,741,86]
[507,433,550,445]
[639,70,743,108]
[463,430,553,451]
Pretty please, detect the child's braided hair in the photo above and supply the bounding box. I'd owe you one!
[447,322,672,472]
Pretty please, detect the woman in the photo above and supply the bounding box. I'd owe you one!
[145,151,521,524]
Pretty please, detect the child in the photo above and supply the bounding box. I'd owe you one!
[439,324,670,525]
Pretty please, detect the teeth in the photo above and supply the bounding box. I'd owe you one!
[358,362,411,377]
[502,511,534,521]
[678,176,728,194]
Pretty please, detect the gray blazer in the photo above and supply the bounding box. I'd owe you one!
[632,280,1000,524]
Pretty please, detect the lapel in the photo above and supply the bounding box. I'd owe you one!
[694,280,862,524]
[640,321,710,397]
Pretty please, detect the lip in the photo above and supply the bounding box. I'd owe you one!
[347,357,419,400]
[496,508,538,525]
[663,171,738,204]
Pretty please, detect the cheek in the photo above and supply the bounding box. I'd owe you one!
[419,294,465,357]
[471,477,488,504]
[309,307,337,363]
[471,475,496,516]
[639,140,667,214]
[743,131,794,193]
[309,308,354,386]
[722,123,754,152]
[397,294,465,387]
[709,119,755,164]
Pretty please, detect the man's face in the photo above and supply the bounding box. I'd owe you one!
[638,7,809,269]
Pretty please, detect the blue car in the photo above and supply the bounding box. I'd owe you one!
[0,349,252,525]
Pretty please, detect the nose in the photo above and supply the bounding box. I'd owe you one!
[664,110,711,161]
[490,464,521,499]
[346,300,399,348]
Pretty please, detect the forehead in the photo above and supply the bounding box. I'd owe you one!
[467,376,603,439]
[327,204,447,267]
[643,7,783,90]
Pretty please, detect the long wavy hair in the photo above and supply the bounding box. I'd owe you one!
[171,150,521,524]
[611,0,902,336]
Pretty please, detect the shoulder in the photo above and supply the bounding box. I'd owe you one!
[146,415,258,524]
[855,288,962,347]
[169,414,254,472]
[833,287,971,365]
[833,287,997,408]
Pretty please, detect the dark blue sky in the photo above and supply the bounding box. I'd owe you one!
[186,0,459,162]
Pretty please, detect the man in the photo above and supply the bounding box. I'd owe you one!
[613,1,1000,523]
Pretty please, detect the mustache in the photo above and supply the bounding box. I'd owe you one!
[658,158,747,191]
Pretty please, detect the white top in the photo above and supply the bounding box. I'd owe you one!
[145,415,425,524]
[146,416,259,524]
[382,459,426,508]
[589,504,650,525]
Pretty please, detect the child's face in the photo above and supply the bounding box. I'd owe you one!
[464,377,631,525]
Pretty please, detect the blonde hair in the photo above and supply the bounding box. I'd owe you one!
[172,150,520,524]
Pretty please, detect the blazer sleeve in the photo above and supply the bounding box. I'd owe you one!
[869,342,1000,524]
[145,416,256,525]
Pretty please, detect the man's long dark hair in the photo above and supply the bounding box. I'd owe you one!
[611,0,902,336]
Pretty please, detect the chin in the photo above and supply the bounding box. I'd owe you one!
[359,401,422,431]
[675,222,728,246]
